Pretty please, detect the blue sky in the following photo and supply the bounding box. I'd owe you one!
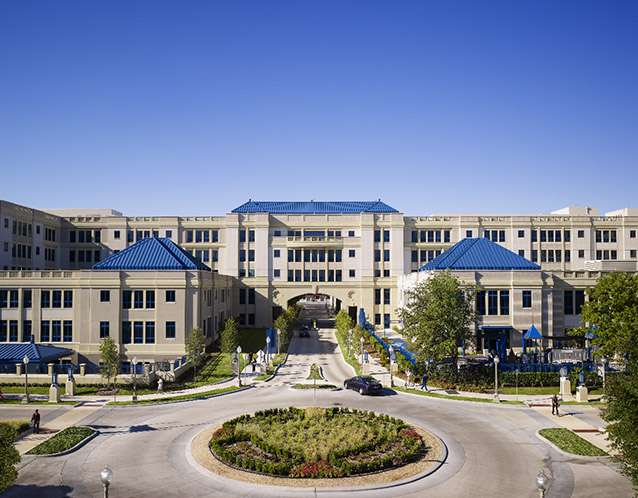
[1,1,636,216]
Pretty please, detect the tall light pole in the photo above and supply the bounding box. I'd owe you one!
[601,356,606,395]
[100,465,112,498]
[493,355,500,403]
[131,357,138,403]
[277,329,281,359]
[389,346,394,387]
[536,469,550,498]
[360,337,365,365]
[236,345,242,386]
[266,336,271,368]
[22,355,29,403]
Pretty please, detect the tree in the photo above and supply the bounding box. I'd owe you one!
[219,318,239,354]
[185,326,206,381]
[0,424,20,492]
[335,310,354,357]
[99,336,120,388]
[578,272,638,494]
[398,271,478,377]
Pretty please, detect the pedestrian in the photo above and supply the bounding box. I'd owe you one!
[248,352,253,364]
[552,394,560,416]
[406,370,413,388]
[421,373,428,391]
[251,358,256,373]
[31,409,40,434]
[157,377,164,394]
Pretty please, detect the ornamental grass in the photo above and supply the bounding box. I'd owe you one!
[209,407,424,478]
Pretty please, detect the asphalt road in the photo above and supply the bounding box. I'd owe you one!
[1,303,632,497]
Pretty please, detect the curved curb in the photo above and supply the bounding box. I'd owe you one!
[28,426,99,458]
[262,350,291,383]
[106,386,253,407]
[395,388,530,408]
[535,429,612,463]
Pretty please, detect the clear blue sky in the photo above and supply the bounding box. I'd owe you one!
[1,1,636,216]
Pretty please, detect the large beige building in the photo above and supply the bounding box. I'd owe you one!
[1,199,637,366]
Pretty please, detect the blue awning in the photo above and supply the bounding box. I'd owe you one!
[524,325,542,339]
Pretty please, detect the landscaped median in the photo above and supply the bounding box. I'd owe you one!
[393,386,525,405]
[538,428,607,457]
[26,426,96,456]
[106,385,243,405]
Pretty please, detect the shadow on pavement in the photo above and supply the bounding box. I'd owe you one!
[1,484,74,498]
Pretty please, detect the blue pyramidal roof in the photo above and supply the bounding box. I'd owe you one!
[93,238,210,271]
[232,200,399,214]
[419,238,541,271]
[0,342,73,363]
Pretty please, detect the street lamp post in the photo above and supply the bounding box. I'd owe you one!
[360,337,365,365]
[277,329,281,360]
[266,336,271,368]
[536,469,550,498]
[601,357,607,394]
[100,465,112,498]
[389,346,394,387]
[493,355,500,403]
[515,367,519,402]
[22,355,29,403]
[131,357,138,403]
[347,329,352,358]
[237,346,242,386]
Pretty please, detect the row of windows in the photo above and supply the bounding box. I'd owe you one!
[374,250,391,262]
[10,220,33,237]
[374,288,391,305]
[186,230,219,243]
[237,313,256,325]
[374,230,391,243]
[287,269,346,282]
[411,249,443,263]
[530,230,570,243]
[239,230,255,243]
[476,291,510,316]
[564,290,586,315]
[411,230,451,243]
[44,228,56,242]
[69,249,101,263]
[529,249,572,263]
[274,230,351,237]
[69,230,101,243]
[238,288,256,305]
[285,249,355,262]
[0,319,72,343]
[127,230,173,243]
[193,249,218,262]
[44,247,56,262]
[374,313,391,328]
[595,230,617,243]
[120,321,158,343]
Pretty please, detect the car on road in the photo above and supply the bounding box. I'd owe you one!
[343,376,383,395]
[299,326,310,338]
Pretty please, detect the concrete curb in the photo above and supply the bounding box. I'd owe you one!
[535,429,612,463]
[27,426,99,458]
[105,385,253,407]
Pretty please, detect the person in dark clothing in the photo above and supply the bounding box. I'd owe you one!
[31,409,40,434]
[421,373,428,391]
[552,394,560,416]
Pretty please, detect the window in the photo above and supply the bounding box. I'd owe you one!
[476,291,486,315]
[374,250,381,262]
[411,231,418,243]
[522,290,532,308]
[100,321,109,338]
[165,230,172,238]
[348,231,355,237]
[384,250,390,262]
[466,230,472,238]
[575,290,585,315]
[64,290,73,308]
[375,289,381,305]
[146,290,155,309]
[411,250,418,263]
[70,231,76,243]
[248,289,255,305]
[595,230,601,243]
[531,231,537,242]
[499,230,505,242]
[9,320,18,342]
[212,249,218,262]
[69,250,76,263]
[114,230,120,239]
[565,250,570,262]
[249,230,255,242]
[577,230,585,238]
[248,313,255,325]
[41,290,51,308]
[122,321,132,344]
[540,230,546,242]
[384,288,390,305]
[274,269,280,278]
[52,320,61,342]
[384,269,390,277]
[239,288,246,304]
[94,230,101,243]
[518,250,525,258]
[166,290,175,302]
[134,290,144,309]
[547,231,554,242]
[374,230,381,242]
[564,290,574,315]
[273,249,280,258]
[578,249,585,258]
[134,322,144,343]
[9,290,18,308]
[611,230,617,243]
[488,291,498,315]
[631,250,636,258]
[428,231,435,243]
[631,230,636,239]
[500,291,509,315]
[518,230,525,238]
[565,230,570,242]
[239,250,246,262]
[349,269,355,278]
[384,314,390,329]
[146,322,155,343]
[23,289,32,308]
[166,321,176,339]
[248,250,254,262]
[349,249,355,257]
[555,230,561,242]
[375,314,381,325]
[22,320,32,342]
[52,290,62,308]
[444,230,451,243]
[122,290,132,309]
[41,321,50,342]
[63,321,73,342]
[531,250,537,262]
[383,230,390,242]
[239,230,246,242]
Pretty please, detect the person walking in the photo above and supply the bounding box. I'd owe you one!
[157,377,164,394]
[421,373,428,391]
[406,370,413,388]
[31,409,40,434]
[552,394,560,416]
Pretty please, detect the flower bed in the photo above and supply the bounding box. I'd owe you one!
[209,407,424,478]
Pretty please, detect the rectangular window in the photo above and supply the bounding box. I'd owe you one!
[349,249,355,257]
[428,231,435,243]
[384,230,390,242]
[274,249,280,258]
[531,231,537,242]
[384,314,390,329]
[288,270,294,282]
[374,249,381,262]
[248,250,254,262]
[52,290,62,308]
[500,291,509,315]
[348,231,355,237]
[100,321,109,338]
[411,250,418,262]
[146,322,155,343]
[540,230,546,242]
[122,321,132,344]
[631,250,637,258]
[295,269,301,282]
[488,291,498,315]
[9,290,18,308]
[166,321,176,338]
[166,290,175,302]
[384,269,390,277]
[134,290,144,309]
[575,291,585,315]
[62,290,72,308]
[630,230,636,238]
[40,321,50,342]
[565,250,571,262]
[564,290,574,315]
[375,289,381,305]
[69,250,75,263]
[466,230,472,238]
[555,230,561,242]
[134,321,144,343]
[444,230,451,243]
[476,291,486,315]
[239,289,246,304]
[499,230,505,242]
[122,290,132,309]
[384,288,390,305]
[41,290,51,308]
[239,230,246,242]
[0,291,6,308]
[518,230,525,238]
[0,321,5,342]
[578,249,585,258]
[375,313,381,325]
[349,269,355,278]
[248,289,255,305]
[146,290,155,309]
[518,249,525,258]
[374,230,381,242]
[22,320,32,342]
[248,313,255,325]
[63,321,73,342]
[547,231,554,243]
[522,290,532,308]
[249,230,255,242]
[577,230,585,238]
[304,270,310,282]
[23,289,32,308]
[384,249,390,262]
[51,320,61,342]
[274,269,280,278]
[411,231,418,243]
[239,250,246,262]
[595,230,601,243]
[611,230,617,243]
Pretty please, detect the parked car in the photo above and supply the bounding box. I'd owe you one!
[343,376,383,395]
[299,326,310,338]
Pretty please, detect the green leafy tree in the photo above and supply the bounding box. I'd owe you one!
[398,271,478,378]
[185,326,207,381]
[577,272,638,494]
[335,310,354,357]
[219,318,239,354]
[0,424,20,492]
[99,336,120,388]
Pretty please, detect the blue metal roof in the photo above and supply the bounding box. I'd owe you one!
[93,238,210,271]
[0,342,73,363]
[419,238,541,271]
[232,200,399,214]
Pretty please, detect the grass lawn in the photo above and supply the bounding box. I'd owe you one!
[394,386,525,405]
[539,428,607,456]
[498,386,604,396]
[26,426,95,455]
[107,385,242,405]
